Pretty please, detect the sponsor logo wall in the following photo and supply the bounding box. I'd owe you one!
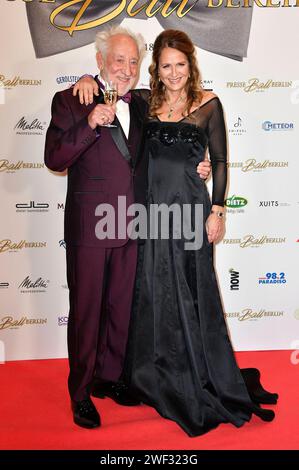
[0,3,299,359]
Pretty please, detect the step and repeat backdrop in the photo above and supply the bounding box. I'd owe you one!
[0,2,299,360]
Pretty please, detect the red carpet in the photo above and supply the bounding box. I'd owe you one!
[0,351,297,450]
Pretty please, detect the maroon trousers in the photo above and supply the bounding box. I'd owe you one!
[66,239,138,401]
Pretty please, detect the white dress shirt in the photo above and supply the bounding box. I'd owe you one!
[116,98,130,139]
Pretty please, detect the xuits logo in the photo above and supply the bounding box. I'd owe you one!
[14,116,46,136]
[56,75,80,86]
[58,316,68,326]
[228,158,288,172]
[0,240,47,254]
[262,121,294,132]
[226,78,292,93]
[16,201,49,213]
[0,74,41,89]
[225,195,247,214]
[225,309,284,321]
[259,200,290,208]
[229,117,247,136]
[229,269,239,291]
[0,159,44,173]
[0,316,47,330]
[0,282,9,289]
[18,276,49,293]
[258,272,287,285]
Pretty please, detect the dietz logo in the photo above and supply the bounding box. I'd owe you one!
[225,195,247,208]
[229,269,239,291]
[258,272,287,285]
[262,121,294,131]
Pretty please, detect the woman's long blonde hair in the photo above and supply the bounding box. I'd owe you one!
[149,30,203,117]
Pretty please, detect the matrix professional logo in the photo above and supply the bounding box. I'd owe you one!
[229,269,239,291]
[262,121,294,131]
[258,272,287,285]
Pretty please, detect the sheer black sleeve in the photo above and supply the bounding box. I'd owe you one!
[207,98,227,207]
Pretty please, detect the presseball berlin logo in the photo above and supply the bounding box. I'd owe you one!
[262,121,294,131]
[0,240,47,254]
[0,316,47,330]
[225,309,284,321]
[226,78,292,93]
[222,235,286,248]
[228,158,289,172]
[0,74,41,89]
[0,159,44,173]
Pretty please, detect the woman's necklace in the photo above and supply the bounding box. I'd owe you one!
[166,94,185,119]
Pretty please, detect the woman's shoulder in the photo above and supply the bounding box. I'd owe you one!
[200,91,219,107]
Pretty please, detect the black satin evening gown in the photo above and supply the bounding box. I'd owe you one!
[124,97,278,437]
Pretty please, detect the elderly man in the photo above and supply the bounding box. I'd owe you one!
[45,26,210,429]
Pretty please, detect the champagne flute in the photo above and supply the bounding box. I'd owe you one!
[102,80,117,127]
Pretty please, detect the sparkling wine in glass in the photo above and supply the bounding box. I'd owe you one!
[102,80,117,127]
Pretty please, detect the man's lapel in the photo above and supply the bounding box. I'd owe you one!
[128,95,145,167]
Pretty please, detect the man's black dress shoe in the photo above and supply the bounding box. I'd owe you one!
[71,398,101,429]
[92,381,141,406]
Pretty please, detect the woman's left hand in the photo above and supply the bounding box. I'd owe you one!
[206,212,225,243]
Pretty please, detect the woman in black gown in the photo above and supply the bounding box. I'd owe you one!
[73,30,278,436]
[123,30,278,437]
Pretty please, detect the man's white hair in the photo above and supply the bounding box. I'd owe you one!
[95,25,145,61]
